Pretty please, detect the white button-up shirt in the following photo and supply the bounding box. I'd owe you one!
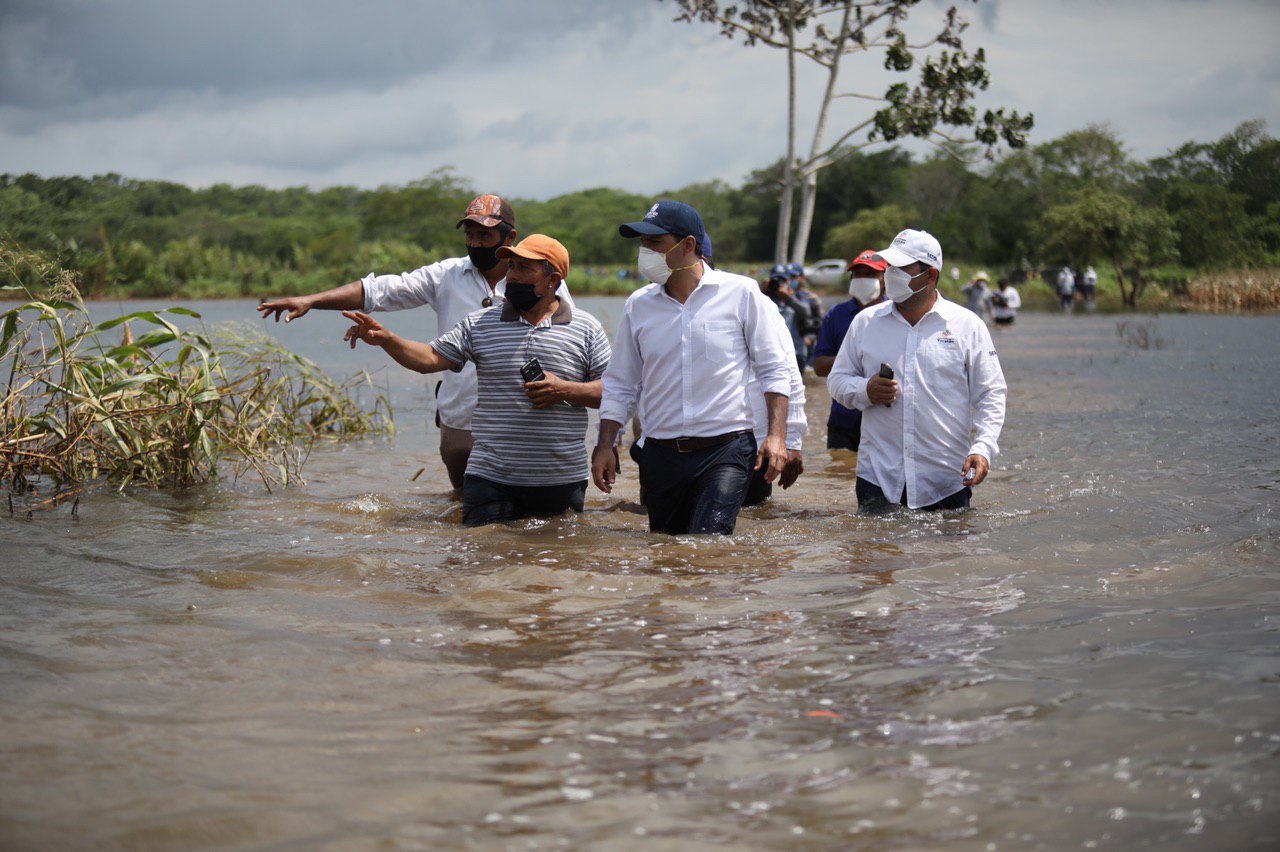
[600,265,794,440]
[750,309,807,450]
[362,256,572,430]
[827,296,1006,508]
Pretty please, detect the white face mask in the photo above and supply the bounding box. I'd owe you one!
[637,246,673,285]
[637,239,700,285]
[848,277,881,304]
[884,265,932,303]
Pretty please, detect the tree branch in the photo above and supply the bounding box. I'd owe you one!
[803,117,878,166]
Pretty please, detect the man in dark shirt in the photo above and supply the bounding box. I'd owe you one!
[812,249,887,450]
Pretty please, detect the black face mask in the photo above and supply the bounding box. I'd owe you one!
[467,244,501,271]
[504,282,541,312]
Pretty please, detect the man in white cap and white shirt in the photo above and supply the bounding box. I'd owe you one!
[826,228,1006,512]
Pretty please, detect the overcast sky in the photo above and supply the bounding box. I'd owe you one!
[2,0,1277,199]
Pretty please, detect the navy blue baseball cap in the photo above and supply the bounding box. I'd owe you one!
[619,200,706,244]
[769,263,789,281]
[787,262,804,278]
[701,232,713,259]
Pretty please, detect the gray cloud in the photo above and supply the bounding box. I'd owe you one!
[0,0,638,107]
[1,0,1276,198]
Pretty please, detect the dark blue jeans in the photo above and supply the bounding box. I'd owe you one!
[462,475,586,527]
[855,476,971,513]
[639,432,755,535]
[826,417,862,451]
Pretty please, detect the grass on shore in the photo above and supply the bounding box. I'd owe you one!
[11,250,1278,314]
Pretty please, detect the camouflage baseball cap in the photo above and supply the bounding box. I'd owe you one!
[456,194,516,229]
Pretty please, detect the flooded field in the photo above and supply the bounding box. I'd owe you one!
[2,299,1278,850]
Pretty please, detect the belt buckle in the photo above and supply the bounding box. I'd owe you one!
[675,436,695,453]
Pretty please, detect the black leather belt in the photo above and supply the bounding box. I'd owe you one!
[647,431,747,453]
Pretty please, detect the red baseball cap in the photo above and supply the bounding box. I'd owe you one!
[847,249,889,273]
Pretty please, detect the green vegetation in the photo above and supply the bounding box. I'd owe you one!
[2,121,1277,309]
[1,238,392,500]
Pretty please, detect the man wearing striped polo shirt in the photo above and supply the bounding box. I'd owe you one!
[342,235,611,526]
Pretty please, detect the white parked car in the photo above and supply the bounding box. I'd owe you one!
[803,258,849,289]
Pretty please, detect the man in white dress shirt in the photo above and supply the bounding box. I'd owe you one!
[258,194,567,497]
[592,200,794,535]
[827,228,1006,512]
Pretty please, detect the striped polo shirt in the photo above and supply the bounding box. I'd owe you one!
[430,299,611,486]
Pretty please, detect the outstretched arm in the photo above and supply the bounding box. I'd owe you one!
[341,311,459,374]
[259,280,365,323]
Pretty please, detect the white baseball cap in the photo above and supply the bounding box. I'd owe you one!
[876,228,943,270]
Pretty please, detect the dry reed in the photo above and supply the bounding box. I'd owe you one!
[1184,268,1280,313]
[2,236,392,499]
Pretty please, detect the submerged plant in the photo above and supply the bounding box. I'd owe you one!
[2,236,392,498]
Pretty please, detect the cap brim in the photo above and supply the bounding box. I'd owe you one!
[457,215,506,229]
[495,245,543,264]
[619,221,671,238]
[848,259,888,272]
[495,245,568,278]
[875,246,918,268]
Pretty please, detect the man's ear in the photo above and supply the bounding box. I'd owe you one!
[505,229,518,246]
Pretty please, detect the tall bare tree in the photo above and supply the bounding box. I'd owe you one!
[668,0,1033,264]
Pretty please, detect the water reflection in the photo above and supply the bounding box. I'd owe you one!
[2,305,1279,848]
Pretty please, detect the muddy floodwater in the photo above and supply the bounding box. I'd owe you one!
[2,298,1278,850]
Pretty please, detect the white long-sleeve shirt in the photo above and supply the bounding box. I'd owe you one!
[750,308,807,450]
[827,296,1006,508]
[362,256,572,430]
[600,265,794,440]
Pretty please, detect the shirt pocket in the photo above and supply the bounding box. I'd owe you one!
[700,319,745,365]
[920,341,967,381]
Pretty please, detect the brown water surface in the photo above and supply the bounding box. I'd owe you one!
[2,301,1278,849]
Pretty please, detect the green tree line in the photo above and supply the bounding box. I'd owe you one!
[2,120,1276,302]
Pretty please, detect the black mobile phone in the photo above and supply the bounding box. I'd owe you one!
[520,357,545,383]
[879,362,894,408]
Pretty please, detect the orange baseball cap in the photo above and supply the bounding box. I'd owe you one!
[496,234,570,279]
[456,194,516,229]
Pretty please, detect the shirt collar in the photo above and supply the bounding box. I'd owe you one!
[654,261,715,302]
[880,293,955,326]
[500,297,573,325]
